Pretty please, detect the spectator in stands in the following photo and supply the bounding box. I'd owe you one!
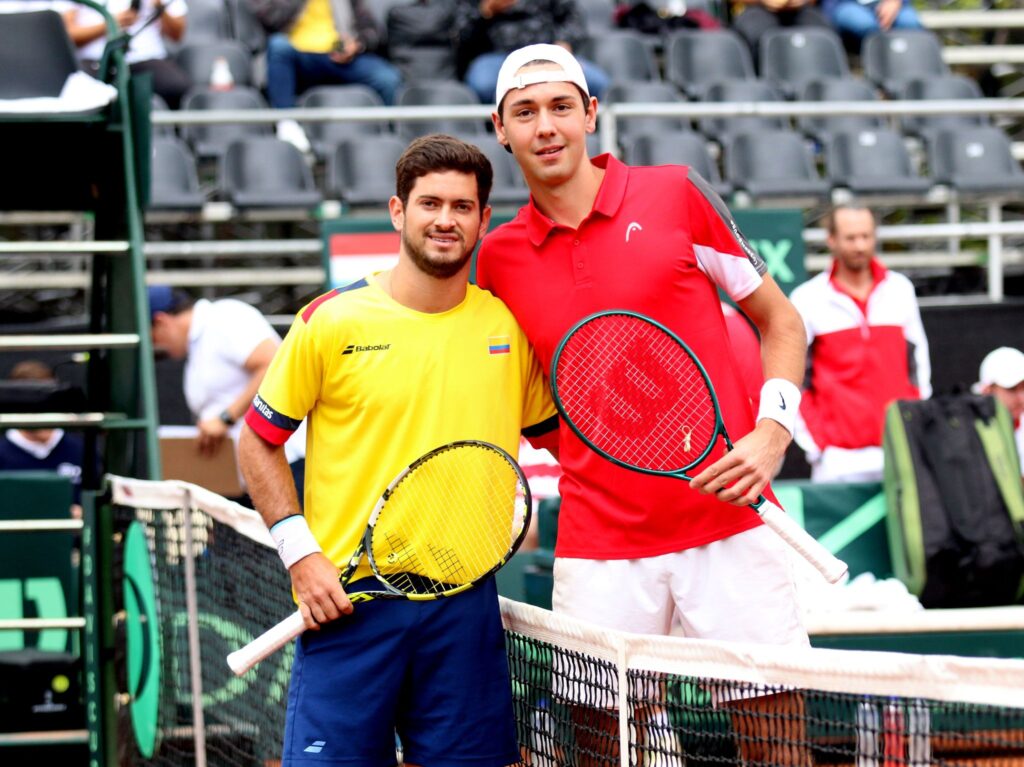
[731,0,832,61]
[63,0,191,109]
[0,361,88,518]
[147,286,307,499]
[453,0,609,104]
[820,0,923,50]
[790,205,931,483]
[264,0,401,153]
[975,346,1024,477]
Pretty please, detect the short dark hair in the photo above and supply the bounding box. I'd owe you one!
[395,134,494,210]
[825,205,877,235]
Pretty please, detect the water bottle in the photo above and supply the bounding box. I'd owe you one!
[210,56,234,91]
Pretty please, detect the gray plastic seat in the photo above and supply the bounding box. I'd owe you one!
[665,29,755,101]
[725,130,829,198]
[623,131,732,198]
[927,126,1024,196]
[759,27,850,99]
[220,137,322,209]
[577,0,616,34]
[584,30,660,82]
[604,80,687,137]
[298,85,387,158]
[826,128,930,195]
[175,40,252,88]
[178,0,229,43]
[0,10,80,100]
[455,134,529,207]
[180,86,271,159]
[698,79,787,143]
[900,74,987,143]
[798,77,884,145]
[329,135,408,206]
[863,30,949,98]
[149,136,205,211]
[395,81,486,140]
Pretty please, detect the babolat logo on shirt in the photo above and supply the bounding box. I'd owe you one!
[342,343,391,355]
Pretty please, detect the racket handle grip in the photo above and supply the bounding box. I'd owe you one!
[756,498,849,584]
[227,609,306,676]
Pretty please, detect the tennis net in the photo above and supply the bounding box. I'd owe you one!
[105,475,1024,767]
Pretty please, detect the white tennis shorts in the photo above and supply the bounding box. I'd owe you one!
[552,524,809,647]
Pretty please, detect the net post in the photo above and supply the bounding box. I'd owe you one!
[181,487,209,767]
[617,640,629,767]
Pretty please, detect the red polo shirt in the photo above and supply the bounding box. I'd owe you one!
[477,155,777,559]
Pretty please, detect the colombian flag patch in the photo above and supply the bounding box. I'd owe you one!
[488,336,511,355]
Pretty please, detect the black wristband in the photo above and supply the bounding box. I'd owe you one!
[219,409,236,426]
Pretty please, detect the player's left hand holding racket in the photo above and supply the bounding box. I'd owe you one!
[227,440,531,676]
[550,310,848,584]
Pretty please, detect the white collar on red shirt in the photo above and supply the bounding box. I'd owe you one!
[524,153,629,247]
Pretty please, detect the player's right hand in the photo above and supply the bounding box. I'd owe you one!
[289,552,353,630]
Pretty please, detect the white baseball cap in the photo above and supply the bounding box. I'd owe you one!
[494,43,590,111]
[978,346,1024,389]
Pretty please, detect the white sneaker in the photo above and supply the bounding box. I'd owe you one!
[276,119,311,154]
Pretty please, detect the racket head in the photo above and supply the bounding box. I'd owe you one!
[364,440,531,598]
[551,310,724,475]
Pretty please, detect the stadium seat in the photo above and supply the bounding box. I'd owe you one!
[604,80,687,137]
[577,0,616,34]
[456,135,529,207]
[180,86,271,159]
[863,30,949,98]
[623,131,733,198]
[900,74,987,144]
[298,84,387,159]
[927,126,1024,196]
[385,2,457,83]
[725,130,829,199]
[220,137,322,209]
[229,0,267,53]
[698,79,787,144]
[150,93,176,137]
[826,128,931,195]
[798,77,885,145]
[149,136,205,211]
[759,27,850,99]
[395,81,487,141]
[178,0,229,43]
[176,40,253,89]
[0,10,79,100]
[583,30,661,82]
[664,29,756,101]
[329,135,408,206]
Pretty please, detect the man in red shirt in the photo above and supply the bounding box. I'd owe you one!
[477,43,811,764]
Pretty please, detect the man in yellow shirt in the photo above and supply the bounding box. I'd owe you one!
[266,0,402,151]
[238,134,557,766]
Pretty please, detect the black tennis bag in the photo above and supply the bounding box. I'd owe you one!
[883,394,1024,608]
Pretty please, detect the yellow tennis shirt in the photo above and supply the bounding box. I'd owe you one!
[245,277,557,581]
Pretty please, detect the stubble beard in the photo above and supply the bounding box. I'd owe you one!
[402,228,474,279]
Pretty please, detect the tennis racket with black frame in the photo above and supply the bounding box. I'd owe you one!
[227,439,532,676]
[551,310,848,584]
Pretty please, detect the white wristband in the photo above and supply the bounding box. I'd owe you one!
[756,378,801,438]
[270,514,322,569]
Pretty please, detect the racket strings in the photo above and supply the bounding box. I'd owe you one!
[369,444,527,596]
[557,314,717,472]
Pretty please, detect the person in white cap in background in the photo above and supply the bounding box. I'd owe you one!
[476,42,811,767]
[976,346,1024,477]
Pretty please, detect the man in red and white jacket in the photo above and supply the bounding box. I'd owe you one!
[790,206,931,482]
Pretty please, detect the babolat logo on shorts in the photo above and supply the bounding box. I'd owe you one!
[342,343,391,355]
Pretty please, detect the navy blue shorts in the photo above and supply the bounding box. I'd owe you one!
[281,577,520,767]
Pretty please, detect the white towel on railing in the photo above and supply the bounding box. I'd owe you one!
[0,71,117,113]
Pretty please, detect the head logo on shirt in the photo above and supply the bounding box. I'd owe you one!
[488,336,511,355]
[626,222,643,242]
